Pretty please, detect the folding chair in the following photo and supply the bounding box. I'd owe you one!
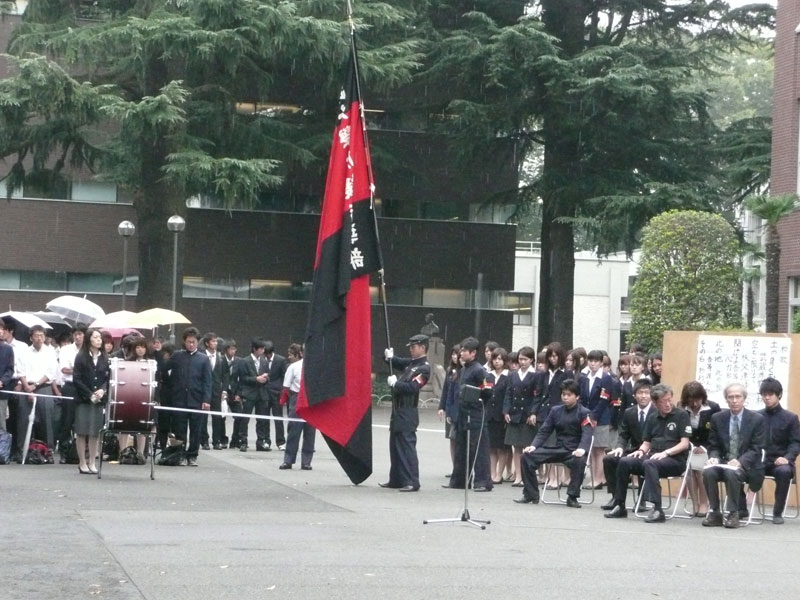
[541,436,595,505]
[758,473,800,520]
[633,444,695,520]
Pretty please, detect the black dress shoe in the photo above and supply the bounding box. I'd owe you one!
[565,496,582,508]
[473,486,492,492]
[723,513,740,529]
[773,515,785,525]
[239,445,248,452]
[379,482,399,489]
[513,496,534,504]
[600,499,617,510]
[738,509,750,519]
[278,463,292,470]
[645,508,665,523]
[201,443,211,451]
[398,485,419,492]
[256,444,268,452]
[301,465,312,471]
[604,505,627,519]
[702,512,723,527]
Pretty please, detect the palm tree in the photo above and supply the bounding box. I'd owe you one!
[744,194,798,332]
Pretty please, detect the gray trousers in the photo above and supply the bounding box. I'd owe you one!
[283,393,316,466]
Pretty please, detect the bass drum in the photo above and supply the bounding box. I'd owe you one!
[107,358,157,433]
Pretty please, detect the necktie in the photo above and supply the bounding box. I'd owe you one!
[730,415,740,458]
[639,410,645,427]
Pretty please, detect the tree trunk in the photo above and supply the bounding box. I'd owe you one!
[536,0,588,350]
[746,282,754,330]
[765,229,780,332]
[134,53,184,311]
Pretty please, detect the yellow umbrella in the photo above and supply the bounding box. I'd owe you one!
[130,308,191,328]
[89,310,138,329]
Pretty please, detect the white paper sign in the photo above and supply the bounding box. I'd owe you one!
[695,334,791,409]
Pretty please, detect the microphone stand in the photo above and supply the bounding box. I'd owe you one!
[424,404,490,530]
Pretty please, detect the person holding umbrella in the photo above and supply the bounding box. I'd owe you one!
[73,328,110,474]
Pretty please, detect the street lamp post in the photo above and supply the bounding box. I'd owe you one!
[167,215,186,342]
[117,220,136,310]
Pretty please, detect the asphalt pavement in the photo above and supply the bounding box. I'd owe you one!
[3,406,800,599]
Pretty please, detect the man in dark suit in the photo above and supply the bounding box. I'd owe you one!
[202,332,229,450]
[758,377,800,524]
[602,379,653,515]
[702,382,765,529]
[222,339,242,448]
[233,338,269,452]
[262,340,288,451]
[0,322,14,434]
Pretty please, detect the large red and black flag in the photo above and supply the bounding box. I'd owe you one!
[296,44,381,485]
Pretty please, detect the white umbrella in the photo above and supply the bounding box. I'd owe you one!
[45,295,105,325]
[130,308,191,328]
[0,311,53,331]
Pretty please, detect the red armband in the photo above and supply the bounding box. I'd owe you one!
[600,388,610,401]
[279,389,289,406]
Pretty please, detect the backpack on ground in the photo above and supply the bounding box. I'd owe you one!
[158,442,185,466]
[26,439,54,464]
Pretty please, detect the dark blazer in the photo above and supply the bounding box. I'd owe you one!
[264,352,288,397]
[503,369,536,424]
[532,368,573,424]
[0,342,14,390]
[614,404,651,451]
[760,405,800,465]
[167,350,212,408]
[579,371,614,425]
[532,403,593,453]
[233,354,268,402]
[224,356,240,398]
[206,351,227,400]
[486,371,508,423]
[73,351,110,404]
[686,400,721,448]
[708,408,766,489]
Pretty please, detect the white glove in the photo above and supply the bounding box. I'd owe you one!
[387,375,398,387]
[384,348,394,360]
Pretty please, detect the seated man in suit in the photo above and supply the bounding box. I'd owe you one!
[702,382,765,529]
[609,383,691,522]
[601,379,653,515]
[757,377,800,525]
[513,378,593,508]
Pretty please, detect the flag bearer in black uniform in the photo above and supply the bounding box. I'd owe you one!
[513,378,593,507]
[379,334,431,492]
[445,337,495,492]
[758,377,800,524]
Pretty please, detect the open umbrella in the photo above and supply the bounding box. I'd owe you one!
[45,295,105,326]
[89,311,142,339]
[0,311,53,342]
[29,311,72,339]
[130,308,191,328]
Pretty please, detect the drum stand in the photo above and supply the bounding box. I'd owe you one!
[97,429,156,480]
[424,412,490,530]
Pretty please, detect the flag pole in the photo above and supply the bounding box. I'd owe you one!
[347,0,392,357]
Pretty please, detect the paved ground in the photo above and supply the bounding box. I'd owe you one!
[3,406,800,599]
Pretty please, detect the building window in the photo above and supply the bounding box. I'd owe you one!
[20,271,67,291]
[68,273,117,293]
[789,277,800,330]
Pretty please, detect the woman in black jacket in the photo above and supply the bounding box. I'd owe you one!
[72,328,110,474]
[679,381,720,516]
[486,347,509,485]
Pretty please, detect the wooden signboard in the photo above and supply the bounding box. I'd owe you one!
[663,331,800,508]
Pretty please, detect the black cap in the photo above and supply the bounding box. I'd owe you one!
[406,334,429,347]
